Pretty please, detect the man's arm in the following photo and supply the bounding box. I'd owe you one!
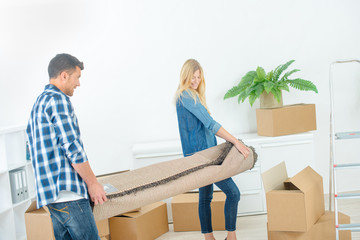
[72,161,107,205]
[49,98,107,205]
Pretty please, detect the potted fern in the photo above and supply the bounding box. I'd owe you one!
[224,60,318,108]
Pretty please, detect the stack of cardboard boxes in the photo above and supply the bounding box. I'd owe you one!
[25,201,111,240]
[25,170,170,240]
[25,200,169,240]
[262,162,351,239]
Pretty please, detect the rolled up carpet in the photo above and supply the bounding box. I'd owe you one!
[93,141,257,221]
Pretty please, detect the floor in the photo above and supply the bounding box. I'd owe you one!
[157,194,360,240]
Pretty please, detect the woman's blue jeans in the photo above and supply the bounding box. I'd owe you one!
[48,198,100,240]
[199,177,240,233]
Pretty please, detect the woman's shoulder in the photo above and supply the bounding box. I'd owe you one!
[178,90,202,110]
[178,90,195,103]
[181,89,198,100]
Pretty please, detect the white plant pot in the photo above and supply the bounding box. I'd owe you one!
[260,91,283,109]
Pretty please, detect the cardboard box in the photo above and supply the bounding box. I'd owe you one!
[171,192,226,231]
[256,104,316,136]
[262,162,325,232]
[96,218,110,238]
[25,202,54,240]
[109,201,169,240]
[268,211,351,240]
[25,201,109,240]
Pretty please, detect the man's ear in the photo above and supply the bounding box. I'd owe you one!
[59,71,69,81]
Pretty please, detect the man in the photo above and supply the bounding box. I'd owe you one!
[26,53,107,240]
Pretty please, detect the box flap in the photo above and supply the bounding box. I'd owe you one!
[26,201,38,213]
[262,162,288,192]
[25,202,52,216]
[120,202,165,218]
[288,166,322,192]
[283,179,300,190]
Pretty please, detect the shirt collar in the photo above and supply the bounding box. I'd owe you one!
[44,84,69,99]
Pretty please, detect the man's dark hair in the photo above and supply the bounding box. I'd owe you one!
[48,53,84,79]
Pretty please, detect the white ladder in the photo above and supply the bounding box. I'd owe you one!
[329,59,360,240]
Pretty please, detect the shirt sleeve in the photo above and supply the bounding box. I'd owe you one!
[48,97,88,164]
[180,91,222,135]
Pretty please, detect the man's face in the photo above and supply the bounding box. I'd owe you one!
[63,66,81,96]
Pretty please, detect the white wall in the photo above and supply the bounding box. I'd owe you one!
[1,0,360,193]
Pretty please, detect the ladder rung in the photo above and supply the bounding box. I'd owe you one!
[334,163,360,169]
[335,131,360,140]
[336,193,360,199]
[338,223,360,231]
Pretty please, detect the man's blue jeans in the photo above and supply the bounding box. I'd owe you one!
[48,198,100,240]
[199,177,240,233]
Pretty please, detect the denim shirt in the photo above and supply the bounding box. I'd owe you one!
[176,90,222,157]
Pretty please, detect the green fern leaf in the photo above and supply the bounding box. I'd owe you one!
[237,95,242,104]
[273,60,295,82]
[254,84,264,97]
[239,71,256,87]
[281,69,300,81]
[270,88,282,103]
[255,67,266,82]
[225,71,257,100]
[264,81,274,93]
[277,82,290,92]
[287,78,318,93]
[249,93,257,106]
[224,85,242,99]
[266,70,274,81]
[238,91,248,103]
[246,84,259,96]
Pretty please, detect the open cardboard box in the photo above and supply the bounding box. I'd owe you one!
[25,201,110,240]
[268,211,351,240]
[171,191,226,231]
[262,161,325,232]
[24,170,132,239]
[256,104,316,136]
[109,201,169,240]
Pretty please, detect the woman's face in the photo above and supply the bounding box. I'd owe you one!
[190,69,201,90]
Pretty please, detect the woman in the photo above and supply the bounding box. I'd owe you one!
[175,59,250,240]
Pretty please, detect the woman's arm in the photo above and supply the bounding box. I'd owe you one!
[180,92,250,157]
[180,92,221,135]
[216,127,250,158]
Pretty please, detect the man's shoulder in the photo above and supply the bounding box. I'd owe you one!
[41,89,70,105]
[34,91,70,115]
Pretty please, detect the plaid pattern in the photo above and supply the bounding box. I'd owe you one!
[26,84,88,208]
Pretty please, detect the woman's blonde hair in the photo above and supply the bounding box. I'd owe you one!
[175,59,210,113]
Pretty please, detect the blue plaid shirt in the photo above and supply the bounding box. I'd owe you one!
[26,84,88,208]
